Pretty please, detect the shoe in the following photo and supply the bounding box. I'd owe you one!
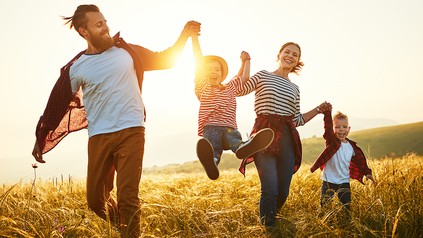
[235,128,274,159]
[196,138,219,180]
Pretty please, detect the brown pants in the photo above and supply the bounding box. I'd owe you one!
[87,126,145,237]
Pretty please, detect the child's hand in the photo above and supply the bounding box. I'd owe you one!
[366,174,377,185]
[317,101,332,113]
[240,51,251,62]
[184,20,201,37]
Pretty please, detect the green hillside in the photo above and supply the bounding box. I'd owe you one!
[144,121,423,175]
[302,121,423,163]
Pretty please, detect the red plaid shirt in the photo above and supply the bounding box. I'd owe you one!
[239,114,302,176]
[35,33,182,155]
[310,110,372,184]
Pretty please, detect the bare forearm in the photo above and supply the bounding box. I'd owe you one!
[172,20,201,56]
[238,51,251,82]
[191,35,203,62]
[192,35,204,85]
[303,101,332,123]
[144,21,199,70]
[303,107,320,123]
[241,60,250,83]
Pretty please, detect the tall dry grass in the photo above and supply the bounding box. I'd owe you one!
[1,154,422,237]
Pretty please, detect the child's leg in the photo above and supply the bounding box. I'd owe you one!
[336,183,351,211]
[321,181,335,209]
[235,128,274,160]
[203,125,224,164]
[222,127,243,153]
[196,138,219,180]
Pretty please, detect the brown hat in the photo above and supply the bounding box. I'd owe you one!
[202,55,228,80]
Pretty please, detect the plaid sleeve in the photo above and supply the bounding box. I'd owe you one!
[323,110,336,144]
[310,111,338,172]
[349,145,372,184]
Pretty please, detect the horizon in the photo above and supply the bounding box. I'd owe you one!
[3,119,421,184]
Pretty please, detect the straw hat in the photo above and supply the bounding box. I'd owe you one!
[202,55,228,80]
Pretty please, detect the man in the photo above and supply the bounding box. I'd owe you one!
[31,4,200,237]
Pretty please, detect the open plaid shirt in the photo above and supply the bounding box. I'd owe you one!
[239,114,302,176]
[310,110,372,184]
[35,33,181,155]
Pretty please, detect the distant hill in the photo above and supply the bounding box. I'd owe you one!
[143,121,423,175]
[296,116,399,139]
[302,121,423,162]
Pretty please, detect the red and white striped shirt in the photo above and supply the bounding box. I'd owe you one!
[195,76,243,136]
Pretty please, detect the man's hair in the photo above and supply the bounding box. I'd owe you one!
[333,111,349,122]
[62,5,100,37]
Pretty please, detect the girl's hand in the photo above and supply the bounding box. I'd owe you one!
[184,20,201,37]
[240,51,251,62]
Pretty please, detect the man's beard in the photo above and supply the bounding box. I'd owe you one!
[90,32,114,52]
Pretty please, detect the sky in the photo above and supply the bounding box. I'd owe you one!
[0,0,422,184]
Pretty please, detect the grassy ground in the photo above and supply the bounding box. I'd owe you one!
[1,154,422,237]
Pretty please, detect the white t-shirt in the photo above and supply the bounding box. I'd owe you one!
[70,46,145,137]
[321,141,355,184]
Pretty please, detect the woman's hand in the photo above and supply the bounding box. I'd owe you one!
[240,51,251,62]
[317,101,332,113]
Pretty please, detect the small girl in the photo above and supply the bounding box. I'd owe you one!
[192,34,274,180]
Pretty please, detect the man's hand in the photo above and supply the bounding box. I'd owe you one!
[184,20,201,37]
[32,141,46,163]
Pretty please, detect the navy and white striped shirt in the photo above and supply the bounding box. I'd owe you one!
[239,70,305,127]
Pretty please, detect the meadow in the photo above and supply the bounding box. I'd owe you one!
[1,153,422,238]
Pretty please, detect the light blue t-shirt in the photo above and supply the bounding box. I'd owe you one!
[70,46,144,137]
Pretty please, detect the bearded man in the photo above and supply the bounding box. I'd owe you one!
[31,4,200,237]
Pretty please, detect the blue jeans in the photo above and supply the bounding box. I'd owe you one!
[203,125,243,165]
[253,126,295,227]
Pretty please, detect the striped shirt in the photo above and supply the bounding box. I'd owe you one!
[238,70,305,126]
[196,76,243,136]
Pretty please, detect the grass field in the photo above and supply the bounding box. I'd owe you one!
[1,153,422,237]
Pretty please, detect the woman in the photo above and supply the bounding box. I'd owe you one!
[238,42,330,227]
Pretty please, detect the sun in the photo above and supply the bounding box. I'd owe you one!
[172,45,196,77]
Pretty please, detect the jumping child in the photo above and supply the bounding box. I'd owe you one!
[192,34,274,180]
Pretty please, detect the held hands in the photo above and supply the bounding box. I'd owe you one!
[240,51,251,62]
[317,101,332,113]
[184,21,201,37]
